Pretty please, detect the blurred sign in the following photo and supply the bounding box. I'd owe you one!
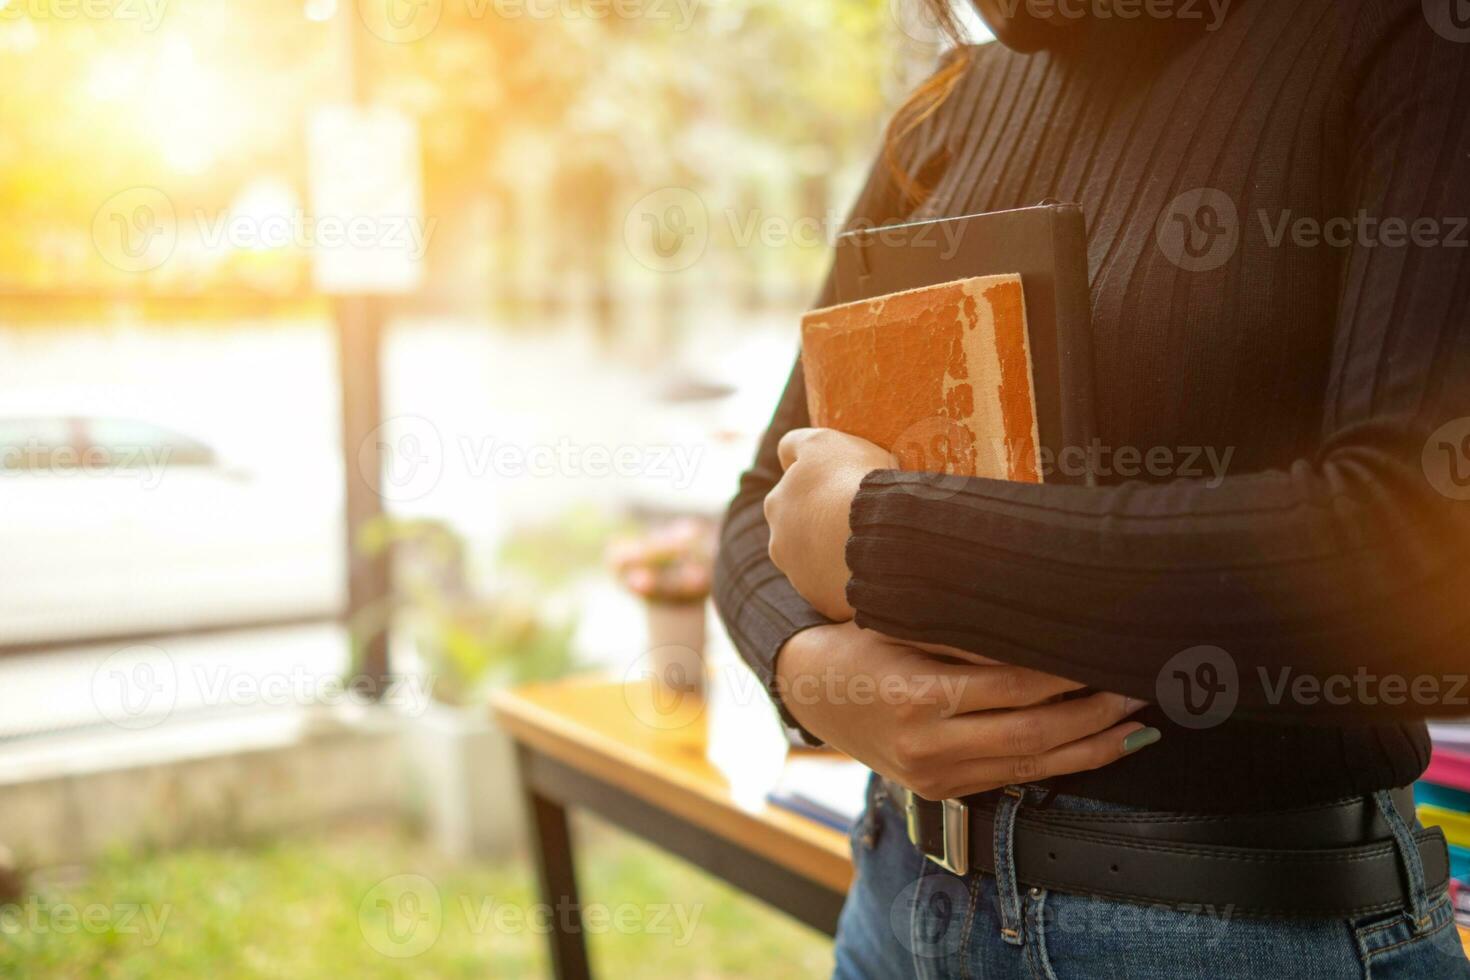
[307,105,428,295]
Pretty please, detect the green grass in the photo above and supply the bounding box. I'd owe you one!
[0,817,834,979]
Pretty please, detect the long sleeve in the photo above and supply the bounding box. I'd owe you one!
[845,9,1470,723]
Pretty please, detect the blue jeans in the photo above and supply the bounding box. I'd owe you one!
[833,777,1470,979]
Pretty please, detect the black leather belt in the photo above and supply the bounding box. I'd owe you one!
[882,780,1451,918]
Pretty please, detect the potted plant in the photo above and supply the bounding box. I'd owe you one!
[606,518,715,693]
[352,517,577,858]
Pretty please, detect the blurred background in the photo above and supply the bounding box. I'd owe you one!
[0,0,990,975]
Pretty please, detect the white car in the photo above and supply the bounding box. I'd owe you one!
[0,417,345,649]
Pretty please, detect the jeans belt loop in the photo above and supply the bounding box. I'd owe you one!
[994,785,1027,945]
[1373,788,1431,930]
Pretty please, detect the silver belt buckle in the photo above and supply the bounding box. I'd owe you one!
[903,789,970,876]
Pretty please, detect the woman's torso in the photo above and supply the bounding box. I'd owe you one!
[883,0,1431,809]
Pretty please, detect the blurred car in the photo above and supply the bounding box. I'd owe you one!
[0,416,345,648]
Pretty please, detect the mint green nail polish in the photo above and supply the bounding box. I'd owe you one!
[1123,727,1162,755]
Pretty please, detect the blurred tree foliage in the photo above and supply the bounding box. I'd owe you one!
[0,0,929,303]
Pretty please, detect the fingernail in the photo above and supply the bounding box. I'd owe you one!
[1123,697,1149,714]
[1122,727,1162,755]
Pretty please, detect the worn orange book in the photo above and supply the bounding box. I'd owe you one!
[801,273,1042,482]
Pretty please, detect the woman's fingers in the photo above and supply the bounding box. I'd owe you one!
[886,682,1148,798]
[940,690,1147,760]
[943,661,1089,714]
[919,721,1160,801]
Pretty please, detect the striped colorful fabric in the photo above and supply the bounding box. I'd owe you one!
[1425,748,1470,794]
[1420,741,1470,927]
[1418,781,1470,813]
[1418,806,1470,849]
[1450,846,1470,883]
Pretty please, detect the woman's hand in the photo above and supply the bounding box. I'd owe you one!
[765,428,895,620]
[776,621,1158,801]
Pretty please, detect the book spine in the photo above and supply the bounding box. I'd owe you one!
[1048,204,1097,487]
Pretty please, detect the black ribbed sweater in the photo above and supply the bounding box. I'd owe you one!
[713,0,1470,811]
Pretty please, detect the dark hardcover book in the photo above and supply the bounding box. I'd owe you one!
[803,203,1095,485]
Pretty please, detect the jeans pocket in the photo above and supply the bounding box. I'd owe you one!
[1351,893,1470,979]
